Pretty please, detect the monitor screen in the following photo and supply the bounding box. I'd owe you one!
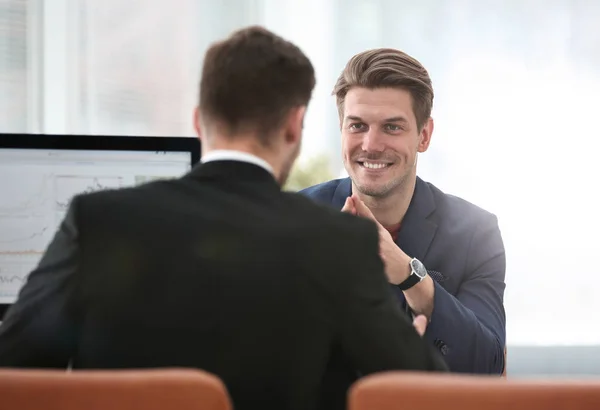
[0,134,200,317]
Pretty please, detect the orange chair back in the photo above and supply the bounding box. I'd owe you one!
[0,368,231,410]
[349,372,600,410]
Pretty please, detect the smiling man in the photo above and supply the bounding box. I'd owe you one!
[301,48,507,374]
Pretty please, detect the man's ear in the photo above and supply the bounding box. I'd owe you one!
[418,117,434,153]
[193,107,203,139]
[284,106,307,144]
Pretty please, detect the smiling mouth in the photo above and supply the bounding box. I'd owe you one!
[358,161,392,170]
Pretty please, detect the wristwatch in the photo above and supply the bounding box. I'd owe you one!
[398,257,427,290]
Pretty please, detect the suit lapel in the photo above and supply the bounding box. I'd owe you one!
[393,178,438,310]
[332,178,352,209]
[396,177,438,262]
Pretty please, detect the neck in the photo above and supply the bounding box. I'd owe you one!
[353,176,417,228]
[203,138,281,175]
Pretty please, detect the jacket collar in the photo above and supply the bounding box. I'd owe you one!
[185,160,280,191]
[201,150,274,175]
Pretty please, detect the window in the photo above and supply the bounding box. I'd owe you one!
[72,0,201,136]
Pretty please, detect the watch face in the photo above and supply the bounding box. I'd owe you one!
[410,258,427,279]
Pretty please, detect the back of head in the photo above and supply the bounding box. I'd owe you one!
[333,48,434,131]
[199,26,316,145]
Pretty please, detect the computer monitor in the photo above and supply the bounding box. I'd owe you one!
[0,134,200,319]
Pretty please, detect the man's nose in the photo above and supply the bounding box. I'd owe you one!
[361,130,385,152]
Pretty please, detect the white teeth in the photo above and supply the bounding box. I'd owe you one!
[363,162,387,169]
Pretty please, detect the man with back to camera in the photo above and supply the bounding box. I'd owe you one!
[0,28,447,410]
[301,48,507,374]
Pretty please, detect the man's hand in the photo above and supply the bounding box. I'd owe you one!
[342,194,435,318]
[412,314,428,337]
[342,195,411,285]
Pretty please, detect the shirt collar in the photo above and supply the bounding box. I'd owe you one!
[201,150,274,175]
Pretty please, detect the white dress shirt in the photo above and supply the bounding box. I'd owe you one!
[201,150,274,175]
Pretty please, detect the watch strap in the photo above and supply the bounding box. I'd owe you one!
[398,272,421,291]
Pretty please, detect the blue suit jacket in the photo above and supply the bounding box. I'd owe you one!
[300,177,506,374]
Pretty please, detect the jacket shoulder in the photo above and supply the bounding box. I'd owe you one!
[427,181,498,224]
[298,179,344,205]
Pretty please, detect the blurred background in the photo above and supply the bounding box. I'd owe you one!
[2,0,600,376]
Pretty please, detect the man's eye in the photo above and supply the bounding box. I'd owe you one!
[385,124,401,131]
[349,123,365,130]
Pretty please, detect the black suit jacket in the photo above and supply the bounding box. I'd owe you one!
[0,161,447,410]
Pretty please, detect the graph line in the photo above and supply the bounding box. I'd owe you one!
[0,226,48,244]
[54,175,123,209]
[0,275,25,284]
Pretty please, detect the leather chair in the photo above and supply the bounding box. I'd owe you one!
[349,372,600,410]
[0,368,231,410]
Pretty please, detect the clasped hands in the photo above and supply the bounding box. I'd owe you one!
[342,194,428,336]
[342,194,412,285]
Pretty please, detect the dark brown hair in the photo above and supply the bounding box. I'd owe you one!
[199,26,315,144]
[333,48,434,131]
